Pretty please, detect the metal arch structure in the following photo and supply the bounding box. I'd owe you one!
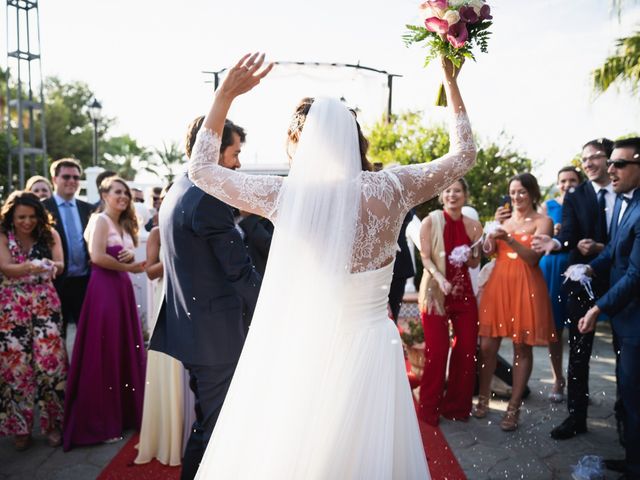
[5,0,48,192]
[203,60,402,123]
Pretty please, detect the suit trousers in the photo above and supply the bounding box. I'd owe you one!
[57,275,89,337]
[565,281,596,421]
[616,335,640,477]
[180,363,236,480]
[388,275,409,323]
[419,302,478,425]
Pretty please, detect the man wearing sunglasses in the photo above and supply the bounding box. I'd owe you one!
[577,137,640,479]
[532,138,616,440]
[43,158,94,339]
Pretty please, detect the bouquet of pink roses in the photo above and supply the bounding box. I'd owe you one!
[404,0,493,106]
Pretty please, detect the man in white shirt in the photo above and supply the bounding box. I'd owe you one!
[532,138,616,440]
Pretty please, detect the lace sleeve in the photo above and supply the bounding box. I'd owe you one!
[188,127,284,220]
[388,111,476,209]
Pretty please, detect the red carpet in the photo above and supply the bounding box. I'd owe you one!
[419,420,467,480]
[99,423,465,480]
[96,434,180,480]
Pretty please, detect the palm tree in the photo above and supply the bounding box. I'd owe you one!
[592,1,640,96]
[143,141,184,183]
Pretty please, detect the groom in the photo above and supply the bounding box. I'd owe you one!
[150,116,261,480]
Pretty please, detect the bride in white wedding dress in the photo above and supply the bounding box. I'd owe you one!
[188,53,475,479]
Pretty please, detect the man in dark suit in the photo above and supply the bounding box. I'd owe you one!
[150,116,261,480]
[578,137,640,480]
[238,212,273,278]
[532,138,615,439]
[43,158,94,338]
[388,210,417,323]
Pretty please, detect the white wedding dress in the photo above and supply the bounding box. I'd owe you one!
[188,98,475,479]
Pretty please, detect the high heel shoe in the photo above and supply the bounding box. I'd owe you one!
[472,395,490,419]
[500,403,521,431]
[548,378,566,403]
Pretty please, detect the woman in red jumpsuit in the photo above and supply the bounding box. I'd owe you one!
[417,178,482,426]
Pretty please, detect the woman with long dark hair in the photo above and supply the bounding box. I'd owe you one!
[63,176,147,450]
[475,173,555,431]
[0,191,66,450]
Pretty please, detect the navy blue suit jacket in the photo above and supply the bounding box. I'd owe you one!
[591,192,640,337]
[42,196,93,287]
[150,174,262,366]
[555,181,610,294]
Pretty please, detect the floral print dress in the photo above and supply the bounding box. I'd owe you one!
[0,231,67,436]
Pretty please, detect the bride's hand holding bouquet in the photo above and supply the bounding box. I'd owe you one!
[405,0,493,106]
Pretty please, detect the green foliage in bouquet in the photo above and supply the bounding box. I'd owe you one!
[403,21,492,69]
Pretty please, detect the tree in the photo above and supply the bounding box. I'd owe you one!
[142,141,185,184]
[366,111,533,222]
[592,1,640,96]
[101,135,151,180]
[592,31,640,96]
[42,76,115,164]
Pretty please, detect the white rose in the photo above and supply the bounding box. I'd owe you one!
[419,4,436,21]
[449,0,466,7]
[443,9,461,26]
[468,0,485,14]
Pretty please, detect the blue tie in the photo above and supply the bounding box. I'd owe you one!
[597,189,608,241]
[61,202,83,271]
[609,195,623,241]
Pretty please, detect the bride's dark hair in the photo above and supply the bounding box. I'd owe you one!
[287,97,373,172]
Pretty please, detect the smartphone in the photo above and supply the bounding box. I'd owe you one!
[499,194,512,211]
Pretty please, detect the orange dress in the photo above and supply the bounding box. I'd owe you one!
[479,232,556,345]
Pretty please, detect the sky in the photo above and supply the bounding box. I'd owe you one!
[3,0,639,186]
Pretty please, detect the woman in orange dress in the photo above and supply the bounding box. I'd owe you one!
[474,173,555,431]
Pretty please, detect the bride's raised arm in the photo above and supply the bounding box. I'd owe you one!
[389,58,476,209]
[188,53,283,220]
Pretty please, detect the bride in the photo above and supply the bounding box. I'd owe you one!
[189,52,475,479]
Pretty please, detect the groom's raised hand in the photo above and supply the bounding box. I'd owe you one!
[205,53,274,136]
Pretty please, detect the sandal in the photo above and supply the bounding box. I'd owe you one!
[47,429,62,447]
[14,434,31,451]
[500,402,521,431]
[472,395,490,419]
[548,378,566,403]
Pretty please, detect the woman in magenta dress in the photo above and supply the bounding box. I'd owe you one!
[417,178,482,426]
[63,176,147,450]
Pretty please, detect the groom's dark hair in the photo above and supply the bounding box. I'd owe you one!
[185,116,246,159]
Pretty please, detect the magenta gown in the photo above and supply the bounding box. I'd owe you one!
[63,213,146,450]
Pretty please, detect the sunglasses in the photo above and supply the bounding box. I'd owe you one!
[60,174,81,181]
[606,159,640,169]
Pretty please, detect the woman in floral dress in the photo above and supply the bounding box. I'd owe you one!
[0,191,67,450]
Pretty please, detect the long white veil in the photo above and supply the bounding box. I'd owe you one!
[196,98,363,478]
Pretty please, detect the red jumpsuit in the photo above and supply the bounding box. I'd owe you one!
[419,211,478,426]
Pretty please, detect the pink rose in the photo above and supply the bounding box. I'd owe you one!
[480,4,493,20]
[459,5,479,23]
[447,21,469,48]
[424,16,450,34]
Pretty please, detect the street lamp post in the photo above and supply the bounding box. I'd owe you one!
[88,98,102,166]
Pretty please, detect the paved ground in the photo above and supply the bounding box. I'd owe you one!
[1,322,622,479]
[440,322,622,480]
